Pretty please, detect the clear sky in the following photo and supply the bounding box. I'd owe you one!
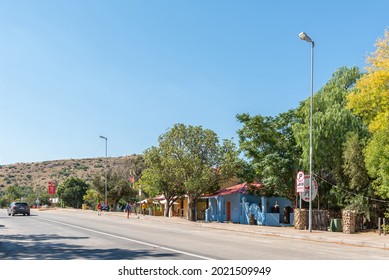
[1,0,388,165]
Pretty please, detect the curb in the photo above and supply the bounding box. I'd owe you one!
[40,208,389,250]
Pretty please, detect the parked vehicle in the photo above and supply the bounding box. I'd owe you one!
[7,202,30,216]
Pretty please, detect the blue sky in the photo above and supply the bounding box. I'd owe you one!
[1,0,388,165]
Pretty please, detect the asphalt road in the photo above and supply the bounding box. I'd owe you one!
[1,208,389,260]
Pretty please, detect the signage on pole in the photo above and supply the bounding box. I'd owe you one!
[48,182,56,195]
[299,175,318,202]
[296,171,305,193]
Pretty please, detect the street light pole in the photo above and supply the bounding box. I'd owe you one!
[99,135,108,205]
[299,32,314,232]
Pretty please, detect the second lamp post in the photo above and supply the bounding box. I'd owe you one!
[99,135,108,206]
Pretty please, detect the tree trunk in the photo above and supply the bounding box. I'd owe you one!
[188,194,197,222]
[164,203,170,217]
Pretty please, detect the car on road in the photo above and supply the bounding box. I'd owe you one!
[7,202,30,216]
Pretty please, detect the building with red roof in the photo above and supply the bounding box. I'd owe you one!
[204,182,293,226]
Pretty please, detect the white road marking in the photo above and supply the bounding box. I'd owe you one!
[34,216,214,260]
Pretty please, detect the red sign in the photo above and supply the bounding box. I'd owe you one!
[48,182,56,195]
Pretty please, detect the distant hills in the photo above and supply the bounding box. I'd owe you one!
[0,156,132,190]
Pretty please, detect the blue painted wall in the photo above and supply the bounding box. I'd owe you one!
[267,196,293,224]
[205,194,293,227]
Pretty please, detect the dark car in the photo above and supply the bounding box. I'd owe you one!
[7,202,30,216]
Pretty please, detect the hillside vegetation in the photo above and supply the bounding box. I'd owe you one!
[0,156,132,190]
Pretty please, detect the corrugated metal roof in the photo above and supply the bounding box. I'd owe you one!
[203,182,263,197]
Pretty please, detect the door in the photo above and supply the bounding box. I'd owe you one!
[226,201,231,221]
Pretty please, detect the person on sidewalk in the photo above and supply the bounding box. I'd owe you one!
[97,202,102,216]
[125,202,131,219]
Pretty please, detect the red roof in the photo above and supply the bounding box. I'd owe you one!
[203,182,263,197]
[153,194,165,200]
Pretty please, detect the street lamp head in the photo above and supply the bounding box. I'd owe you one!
[299,32,312,43]
[99,135,107,140]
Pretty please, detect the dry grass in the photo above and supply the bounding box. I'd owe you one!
[0,156,131,190]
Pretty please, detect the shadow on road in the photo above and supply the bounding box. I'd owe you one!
[0,233,178,260]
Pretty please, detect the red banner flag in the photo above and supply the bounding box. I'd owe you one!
[48,182,56,195]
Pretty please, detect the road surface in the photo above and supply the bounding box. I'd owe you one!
[1,208,388,260]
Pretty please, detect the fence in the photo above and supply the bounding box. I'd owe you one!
[294,209,328,230]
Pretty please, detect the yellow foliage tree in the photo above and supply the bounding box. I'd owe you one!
[347,29,389,133]
[347,30,389,200]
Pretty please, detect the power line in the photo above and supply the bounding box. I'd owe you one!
[314,173,389,204]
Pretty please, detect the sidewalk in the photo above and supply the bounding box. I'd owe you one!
[56,208,389,250]
[103,210,389,250]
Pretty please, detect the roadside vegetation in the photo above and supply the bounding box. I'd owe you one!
[1,29,389,229]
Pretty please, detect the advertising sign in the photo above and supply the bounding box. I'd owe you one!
[48,182,56,195]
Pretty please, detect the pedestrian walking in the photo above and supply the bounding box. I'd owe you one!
[142,202,147,216]
[97,202,102,216]
[125,202,131,219]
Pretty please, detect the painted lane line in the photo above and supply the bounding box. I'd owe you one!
[33,216,214,260]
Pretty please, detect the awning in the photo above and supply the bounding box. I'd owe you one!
[159,199,179,205]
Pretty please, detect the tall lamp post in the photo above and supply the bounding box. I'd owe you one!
[299,32,314,232]
[99,135,108,205]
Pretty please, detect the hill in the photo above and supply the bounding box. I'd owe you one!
[0,156,133,190]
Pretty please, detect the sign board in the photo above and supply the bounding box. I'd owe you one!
[299,175,318,202]
[296,171,305,193]
[48,182,56,195]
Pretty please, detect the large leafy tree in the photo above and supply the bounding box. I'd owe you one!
[92,168,136,210]
[1,185,31,206]
[142,123,240,220]
[141,145,186,217]
[347,30,389,200]
[0,184,51,208]
[293,66,365,209]
[237,110,301,200]
[83,189,103,210]
[57,177,89,208]
[341,132,376,220]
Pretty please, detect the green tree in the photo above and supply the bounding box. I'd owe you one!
[142,124,240,220]
[0,184,51,208]
[83,188,103,210]
[141,145,186,217]
[237,109,301,200]
[293,66,365,209]
[91,169,137,210]
[3,184,34,204]
[364,131,389,199]
[347,30,389,201]
[57,177,89,208]
[32,186,51,207]
[341,132,376,220]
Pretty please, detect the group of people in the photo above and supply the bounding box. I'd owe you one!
[96,202,108,216]
[97,201,147,219]
[125,201,148,218]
